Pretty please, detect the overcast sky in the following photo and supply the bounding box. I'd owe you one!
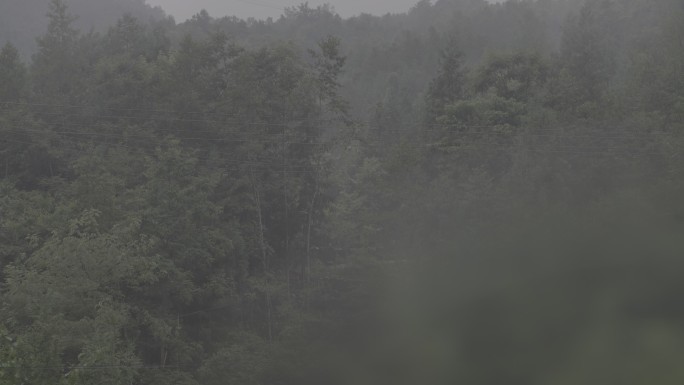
[145,0,430,21]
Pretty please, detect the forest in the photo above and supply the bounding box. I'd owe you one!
[1,0,684,383]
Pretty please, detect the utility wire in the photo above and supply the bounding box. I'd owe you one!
[0,123,675,160]
[0,117,673,152]
[0,101,678,178]
[0,131,672,161]
[0,364,180,370]
[2,100,676,138]
[0,108,674,145]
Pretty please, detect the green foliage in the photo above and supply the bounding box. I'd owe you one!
[309,35,348,116]
[625,8,684,125]
[551,0,619,117]
[198,333,270,385]
[31,0,81,99]
[1,1,684,384]
[0,43,27,101]
[474,52,549,102]
[425,42,467,125]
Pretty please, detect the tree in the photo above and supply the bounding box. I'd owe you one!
[625,8,684,126]
[309,35,348,118]
[105,13,148,57]
[425,40,466,126]
[2,210,144,385]
[0,43,27,101]
[32,0,81,99]
[552,0,618,117]
[473,52,548,103]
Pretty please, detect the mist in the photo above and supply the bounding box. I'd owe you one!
[1,0,683,384]
[144,0,507,22]
[145,0,424,21]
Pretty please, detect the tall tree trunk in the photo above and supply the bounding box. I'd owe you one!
[250,169,273,342]
[250,170,268,271]
[306,179,319,285]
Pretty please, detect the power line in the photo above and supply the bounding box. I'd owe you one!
[0,364,180,371]
[0,101,678,146]
[0,117,669,143]
[0,136,332,177]
[0,101,287,120]
[3,100,676,137]
[0,130,673,163]
[0,126,338,146]
[0,119,675,158]
[0,128,664,155]
[0,108,673,144]
[0,101,678,177]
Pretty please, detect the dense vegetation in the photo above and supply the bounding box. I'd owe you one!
[1,0,684,384]
[0,0,165,58]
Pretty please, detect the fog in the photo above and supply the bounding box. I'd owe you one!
[1,0,683,384]
[145,0,422,20]
[145,0,503,21]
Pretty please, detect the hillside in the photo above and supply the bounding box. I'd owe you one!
[1,0,684,384]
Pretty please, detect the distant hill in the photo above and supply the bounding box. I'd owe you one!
[0,0,166,57]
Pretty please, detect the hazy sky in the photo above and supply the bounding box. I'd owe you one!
[145,0,426,21]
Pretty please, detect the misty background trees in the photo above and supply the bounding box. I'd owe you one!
[1,0,684,384]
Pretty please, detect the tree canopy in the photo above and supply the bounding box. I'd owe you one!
[2,0,684,384]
